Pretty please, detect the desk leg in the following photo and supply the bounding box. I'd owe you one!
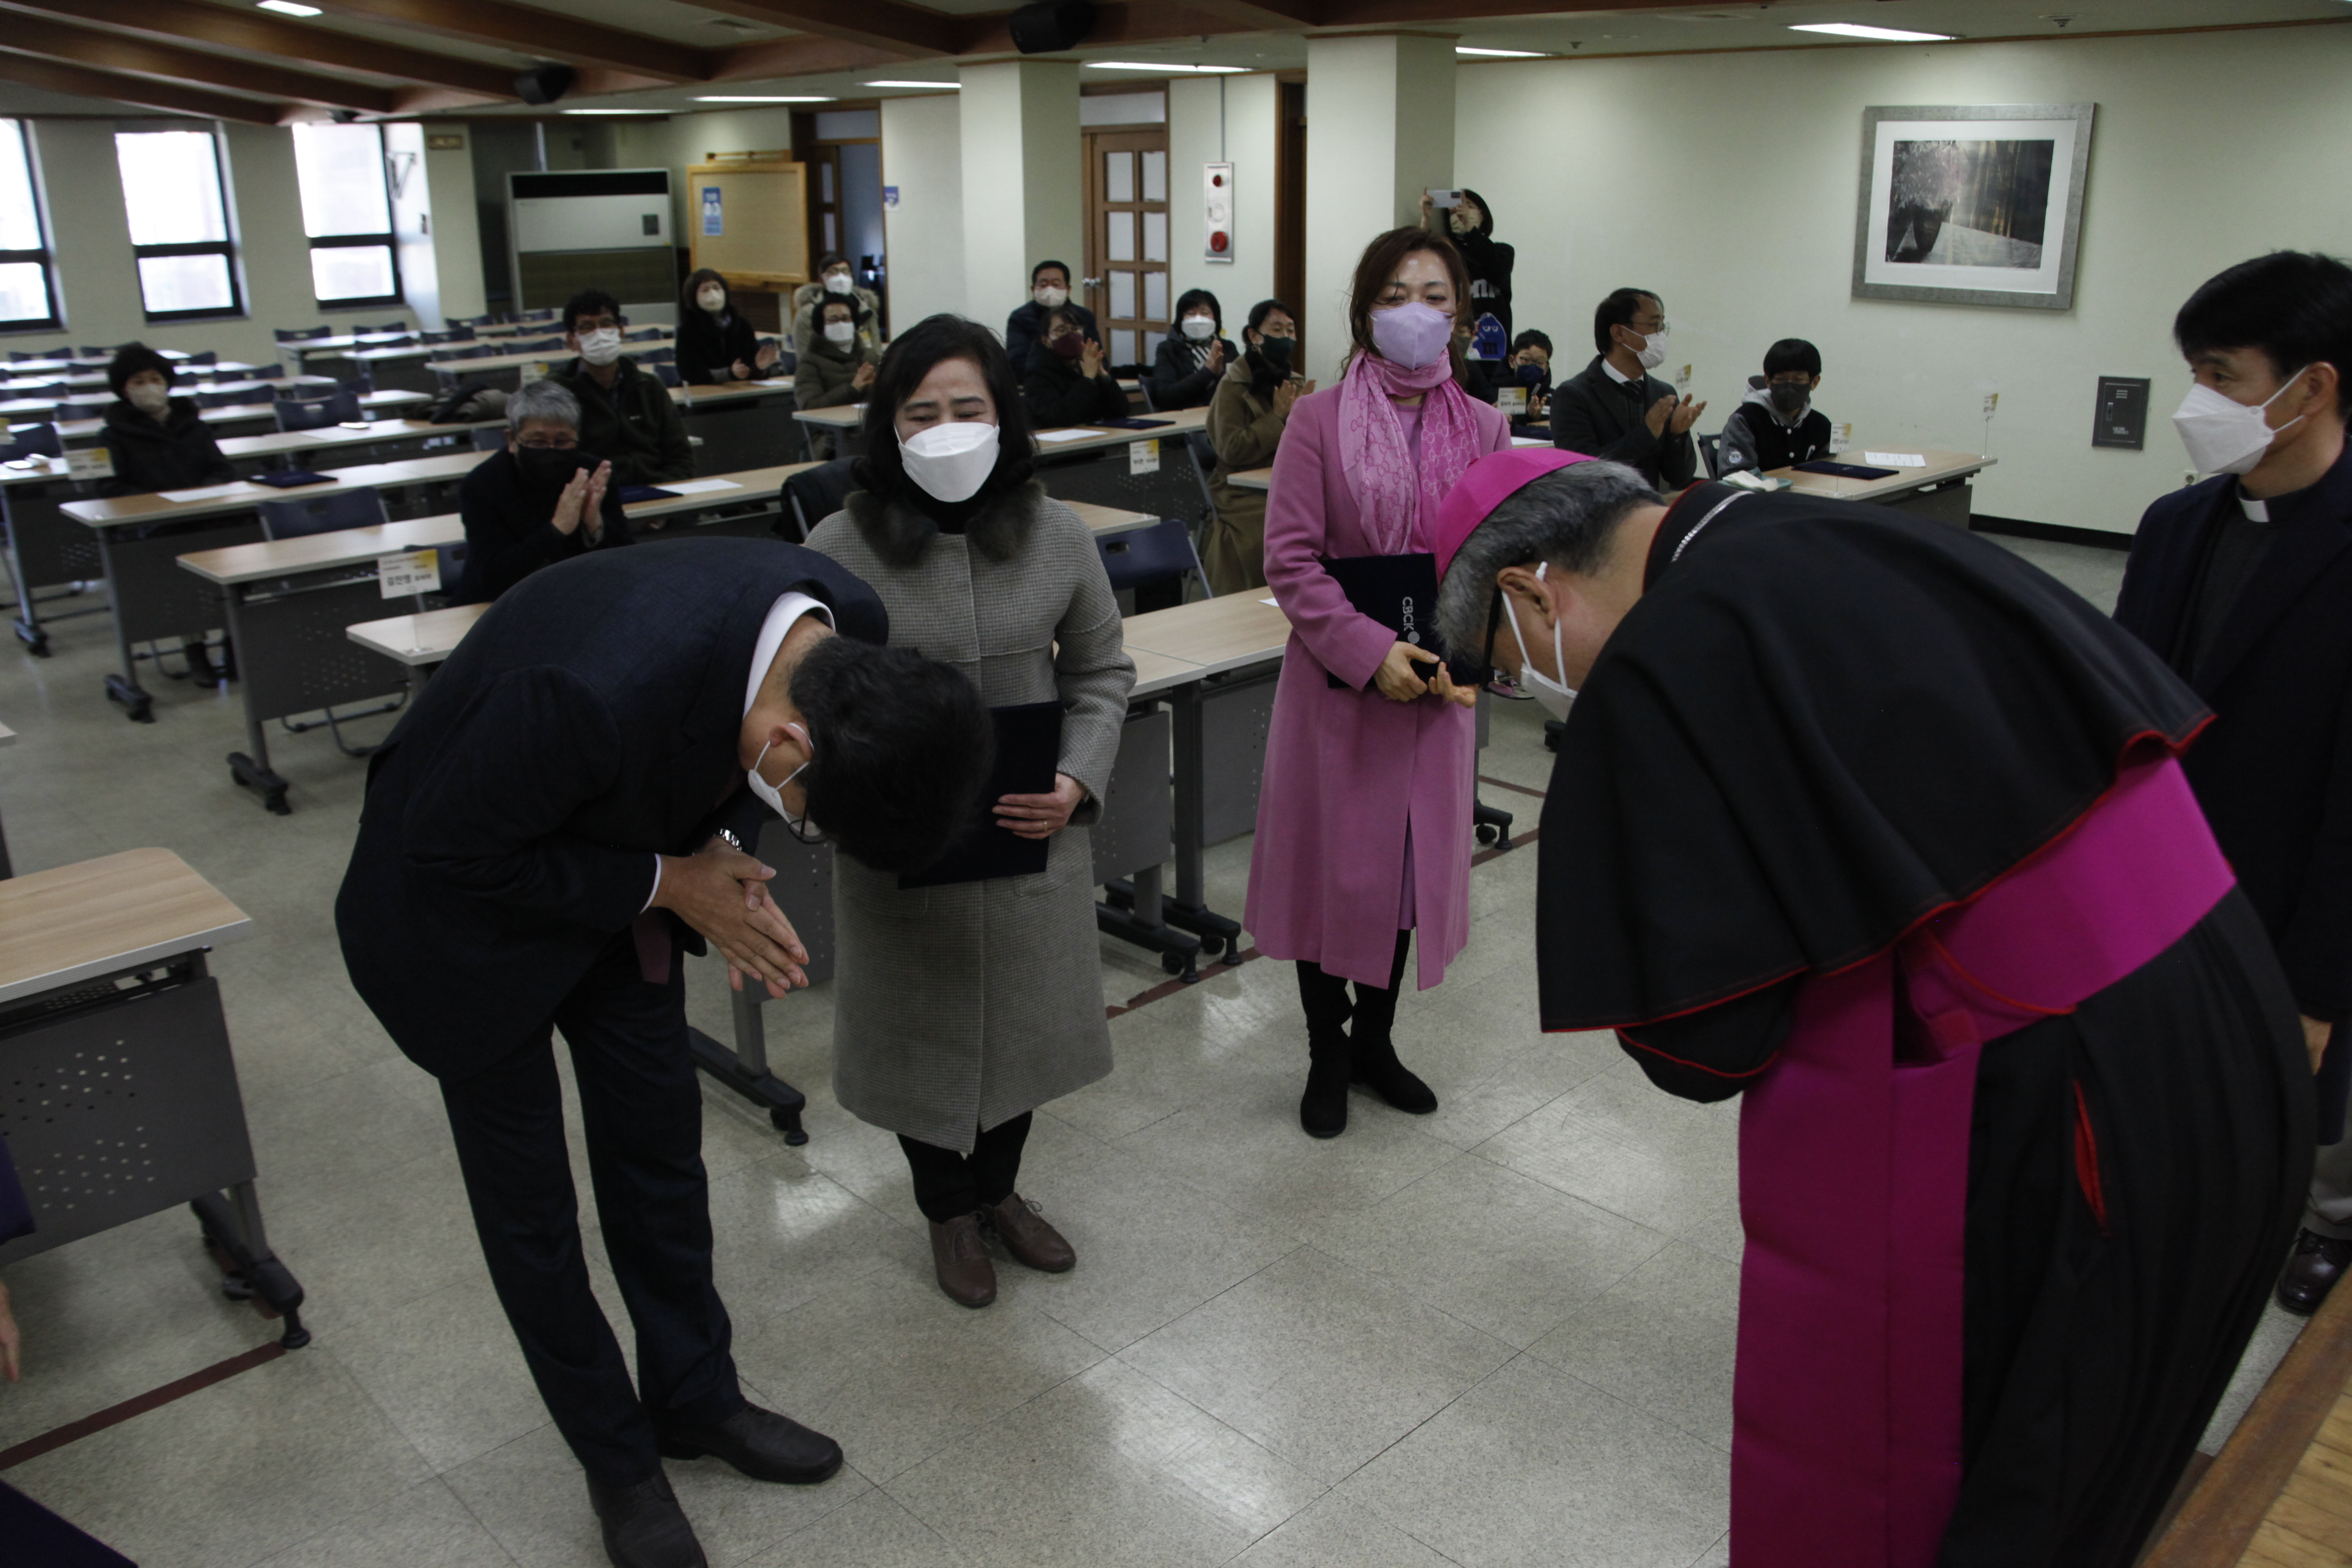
[191,1184,312,1349]
[94,529,152,722]
[686,983,810,1145]
[219,585,290,815]
[2,487,46,657]
[1161,683,1245,959]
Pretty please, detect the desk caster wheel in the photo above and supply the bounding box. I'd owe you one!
[769,1105,810,1146]
[1476,823,1499,845]
[15,621,48,658]
[1161,951,1187,976]
[1198,932,1226,959]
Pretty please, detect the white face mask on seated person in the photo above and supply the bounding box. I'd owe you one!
[1181,314,1217,342]
[577,327,624,367]
[697,287,726,315]
[823,320,856,348]
[824,271,853,296]
[897,420,1001,505]
[126,382,170,416]
[1034,283,1069,310]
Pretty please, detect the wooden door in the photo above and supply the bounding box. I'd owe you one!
[1083,128,1171,372]
[1274,79,1307,347]
[802,142,845,261]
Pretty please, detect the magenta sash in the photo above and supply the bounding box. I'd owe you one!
[1728,756,2234,1567]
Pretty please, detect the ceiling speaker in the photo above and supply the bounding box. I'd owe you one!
[514,64,577,107]
[1008,0,1096,54]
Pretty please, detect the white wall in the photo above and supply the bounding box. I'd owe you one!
[1166,74,1278,333]
[421,134,486,323]
[881,93,967,331]
[1455,25,2352,534]
[959,60,1081,329]
[610,107,798,241]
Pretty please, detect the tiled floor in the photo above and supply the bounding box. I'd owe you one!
[0,532,2297,1568]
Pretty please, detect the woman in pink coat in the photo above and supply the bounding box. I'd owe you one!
[1246,226,1511,1138]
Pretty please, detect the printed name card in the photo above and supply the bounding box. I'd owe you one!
[1128,438,1160,476]
[378,548,441,598]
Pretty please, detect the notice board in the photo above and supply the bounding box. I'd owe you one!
[688,155,810,291]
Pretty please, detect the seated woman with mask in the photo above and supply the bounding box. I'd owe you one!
[1020,306,1131,429]
[791,253,884,357]
[101,344,238,687]
[677,268,781,385]
[456,378,633,602]
[1203,299,1315,593]
[1146,289,1237,411]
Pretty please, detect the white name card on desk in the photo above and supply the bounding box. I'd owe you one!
[159,482,250,503]
[1863,451,1927,467]
[653,478,744,496]
[65,446,114,481]
[1034,430,1093,444]
[379,548,442,597]
[1128,439,1159,476]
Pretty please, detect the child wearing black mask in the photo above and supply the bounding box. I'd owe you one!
[457,379,634,602]
[1504,329,1554,428]
[1202,298,1314,594]
[1719,337,1834,477]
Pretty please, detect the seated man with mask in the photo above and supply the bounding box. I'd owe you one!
[1719,337,1834,478]
[336,538,994,1568]
[1003,260,1098,370]
[1550,287,1703,490]
[548,287,695,489]
[456,378,632,602]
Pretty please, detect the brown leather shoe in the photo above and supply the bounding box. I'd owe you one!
[928,1213,996,1308]
[983,1194,1075,1273]
[2278,1228,2352,1316]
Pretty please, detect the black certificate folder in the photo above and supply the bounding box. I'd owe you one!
[1322,552,1453,689]
[898,701,1064,889]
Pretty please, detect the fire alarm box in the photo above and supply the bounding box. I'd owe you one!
[1203,162,1233,265]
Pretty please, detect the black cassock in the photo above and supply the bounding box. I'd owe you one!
[1534,483,2310,1568]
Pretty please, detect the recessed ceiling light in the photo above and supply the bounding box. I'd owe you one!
[1455,46,1543,57]
[694,95,835,103]
[1788,22,1957,41]
[1085,61,1247,72]
[562,108,666,115]
[864,80,960,90]
[257,0,322,14]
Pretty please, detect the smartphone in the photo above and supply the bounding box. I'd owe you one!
[1426,188,1463,209]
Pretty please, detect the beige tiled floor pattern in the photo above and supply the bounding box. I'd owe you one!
[0,535,2297,1568]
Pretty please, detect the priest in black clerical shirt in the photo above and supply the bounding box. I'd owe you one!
[1434,450,2308,1568]
[2115,250,2352,1317]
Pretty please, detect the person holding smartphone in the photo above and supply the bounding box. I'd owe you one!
[1246,228,1510,1139]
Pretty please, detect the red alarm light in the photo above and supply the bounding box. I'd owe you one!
[1210,231,1229,253]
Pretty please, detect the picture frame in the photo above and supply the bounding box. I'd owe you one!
[1851,103,2095,311]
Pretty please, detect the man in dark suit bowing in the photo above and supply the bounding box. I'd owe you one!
[2115,250,2352,1318]
[336,537,991,1568]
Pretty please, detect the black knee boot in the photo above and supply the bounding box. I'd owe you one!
[1295,960,1354,1138]
[1349,931,1437,1114]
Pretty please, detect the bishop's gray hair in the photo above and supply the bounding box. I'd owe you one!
[1434,460,1661,658]
[505,376,582,436]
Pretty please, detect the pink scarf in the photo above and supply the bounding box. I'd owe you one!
[1337,352,1483,556]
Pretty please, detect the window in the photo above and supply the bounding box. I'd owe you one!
[0,119,59,331]
[291,123,400,308]
[115,126,241,321]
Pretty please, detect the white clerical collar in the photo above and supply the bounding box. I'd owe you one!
[743,591,833,716]
[1601,357,1636,385]
[2238,493,2270,523]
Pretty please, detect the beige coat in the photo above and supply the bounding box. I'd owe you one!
[1202,358,1297,594]
[807,484,1135,1151]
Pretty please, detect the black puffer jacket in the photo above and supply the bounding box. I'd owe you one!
[99,398,234,496]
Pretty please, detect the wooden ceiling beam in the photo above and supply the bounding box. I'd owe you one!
[695,0,958,57]
[0,10,398,113]
[0,49,286,124]
[304,0,715,84]
[0,0,516,101]
[709,36,918,82]
[952,0,1256,55]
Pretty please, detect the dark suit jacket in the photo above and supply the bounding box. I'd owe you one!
[1550,355,1698,490]
[2114,446,2352,1019]
[456,446,633,603]
[1004,300,1098,372]
[335,538,887,1080]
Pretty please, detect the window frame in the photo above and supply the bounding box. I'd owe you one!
[293,121,402,311]
[0,117,62,335]
[116,121,244,325]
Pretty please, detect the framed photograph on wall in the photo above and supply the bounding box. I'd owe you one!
[1852,103,2095,311]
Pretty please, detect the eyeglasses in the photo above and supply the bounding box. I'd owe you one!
[516,435,579,450]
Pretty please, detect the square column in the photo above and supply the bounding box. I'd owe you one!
[959,59,1083,335]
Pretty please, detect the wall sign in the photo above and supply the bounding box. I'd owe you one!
[426,132,465,151]
[701,185,724,237]
[883,185,900,210]
[1202,162,1233,265]
[2093,375,2150,450]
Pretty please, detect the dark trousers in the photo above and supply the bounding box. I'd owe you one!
[439,931,742,1488]
[898,1112,1034,1224]
[1296,928,1413,1042]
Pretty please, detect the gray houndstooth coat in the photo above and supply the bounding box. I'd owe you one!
[807,482,1135,1152]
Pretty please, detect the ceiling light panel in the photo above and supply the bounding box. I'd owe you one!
[1788,23,1957,42]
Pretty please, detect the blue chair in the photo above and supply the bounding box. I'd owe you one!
[1095,515,1211,601]
[273,325,331,343]
[79,344,127,358]
[511,337,566,352]
[518,307,557,322]
[198,388,271,410]
[336,375,373,397]
[421,327,475,345]
[471,427,508,452]
[8,349,63,363]
[250,363,286,381]
[5,382,65,401]
[272,390,363,432]
[442,344,500,361]
[782,457,856,543]
[468,313,505,329]
[622,327,663,343]
[181,351,219,367]
[257,485,387,540]
[649,363,681,387]
[638,346,675,365]
[0,422,62,462]
[360,320,408,333]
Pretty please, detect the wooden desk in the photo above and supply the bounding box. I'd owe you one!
[43,389,432,450]
[61,449,482,531]
[1121,593,1291,677]
[1228,465,1271,493]
[1766,447,1994,528]
[176,514,466,588]
[793,405,1209,459]
[1128,646,1206,699]
[217,417,499,476]
[0,847,309,1346]
[1069,501,1158,535]
[346,601,490,673]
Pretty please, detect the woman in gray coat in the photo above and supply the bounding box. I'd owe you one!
[807,314,1135,1310]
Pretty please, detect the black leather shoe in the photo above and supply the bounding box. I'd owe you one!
[653,1402,843,1485]
[2277,1228,2352,1316]
[585,1471,707,1568]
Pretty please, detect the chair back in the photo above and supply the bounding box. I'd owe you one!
[650,363,681,387]
[1697,432,1722,482]
[198,387,272,410]
[0,423,62,462]
[510,337,565,352]
[257,485,389,540]
[6,382,64,401]
[518,307,557,322]
[637,346,675,365]
[422,327,477,345]
[471,427,508,452]
[443,343,500,361]
[362,320,409,333]
[8,349,62,363]
[1094,514,1209,599]
[623,327,664,342]
[250,363,286,381]
[273,325,331,343]
[79,345,127,358]
[183,350,218,366]
[469,313,504,328]
[273,390,364,432]
[780,456,857,542]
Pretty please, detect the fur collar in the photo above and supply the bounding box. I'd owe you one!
[844,480,1044,570]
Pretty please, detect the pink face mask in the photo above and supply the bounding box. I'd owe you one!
[1370,300,1454,370]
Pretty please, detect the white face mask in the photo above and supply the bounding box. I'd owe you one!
[747,727,820,839]
[2171,370,2308,477]
[1630,326,1669,372]
[1501,563,1577,721]
[1034,284,1069,309]
[898,419,1001,504]
[127,382,170,415]
[823,320,856,347]
[697,288,726,314]
[576,327,624,367]
[824,272,853,295]
[1181,315,1216,341]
